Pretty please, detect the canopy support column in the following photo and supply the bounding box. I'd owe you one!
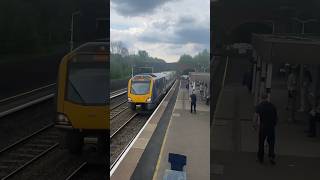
[259,60,267,101]
[254,56,261,106]
[266,63,273,101]
[251,50,257,95]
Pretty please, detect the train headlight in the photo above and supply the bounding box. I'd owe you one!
[128,97,132,102]
[146,97,151,103]
[56,113,70,124]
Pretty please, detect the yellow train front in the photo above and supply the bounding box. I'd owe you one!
[128,71,176,111]
[55,42,109,154]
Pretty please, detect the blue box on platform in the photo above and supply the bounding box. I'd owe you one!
[163,153,187,180]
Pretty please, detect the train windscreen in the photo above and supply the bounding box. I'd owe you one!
[66,54,108,105]
[130,80,150,95]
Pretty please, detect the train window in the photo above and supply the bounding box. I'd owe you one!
[130,80,150,95]
[66,55,107,105]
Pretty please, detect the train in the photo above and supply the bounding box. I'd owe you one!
[55,41,108,154]
[127,71,176,111]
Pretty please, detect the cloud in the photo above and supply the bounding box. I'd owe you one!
[110,0,210,62]
[175,27,210,45]
[111,0,176,16]
[138,15,209,46]
[177,16,196,25]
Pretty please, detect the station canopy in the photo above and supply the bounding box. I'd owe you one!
[189,72,210,85]
[252,34,320,64]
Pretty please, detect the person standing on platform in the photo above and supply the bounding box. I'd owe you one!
[299,68,313,112]
[189,81,193,96]
[286,68,297,122]
[200,82,204,100]
[254,93,278,165]
[242,67,252,92]
[190,90,197,113]
[204,83,208,100]
[307,97,320,137]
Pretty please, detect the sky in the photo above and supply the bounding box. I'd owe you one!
[110,0,210,63]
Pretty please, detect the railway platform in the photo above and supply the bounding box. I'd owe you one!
[110,80,210,180]
[211,57,320,180]
[152,80,210,180]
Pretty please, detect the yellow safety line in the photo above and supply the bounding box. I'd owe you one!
[152,82,181,180]
[152,117,172,180]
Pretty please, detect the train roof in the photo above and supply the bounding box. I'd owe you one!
[73,42,109,54]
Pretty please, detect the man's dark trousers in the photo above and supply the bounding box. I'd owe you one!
[258,126,275,161]
[191,102,196,113]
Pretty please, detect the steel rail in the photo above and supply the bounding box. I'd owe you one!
[0,86,126,118]
[0,83,56,103]
[0,123,54,154]
[1,143,59,180]
[64,162,88,180]
[110,107,129,120]
[110,113,138,139]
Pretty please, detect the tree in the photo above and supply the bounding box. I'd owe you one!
[178,49,210,72]
[110,41,129,57]
[178,54,194,65]
[138,50,148,60]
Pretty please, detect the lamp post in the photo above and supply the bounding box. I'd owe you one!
[291,18,317,34]
[70,11,80,52]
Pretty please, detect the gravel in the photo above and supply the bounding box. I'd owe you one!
[0,100,54,151]
[110,114,149,166]
[110,109,137,135]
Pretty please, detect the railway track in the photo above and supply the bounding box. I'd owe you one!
[110,90,127,110]
[65,162,87,180]
[0,124,59,179]
[0,86,127,179]
[110,113,138,138]
[110,88,127,98]
[110,101,128,119]
[109,88,147,170]
[65,162,107,180]
[110,113,149,170]
[110,87,128,119]
[0,84,55,118]
[0,85,127,119]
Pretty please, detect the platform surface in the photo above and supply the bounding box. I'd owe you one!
[153,81,210,180]
[211,57,320,180]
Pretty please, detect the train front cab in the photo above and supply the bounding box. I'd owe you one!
[128,74,166,111]
[55,42,109,154]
